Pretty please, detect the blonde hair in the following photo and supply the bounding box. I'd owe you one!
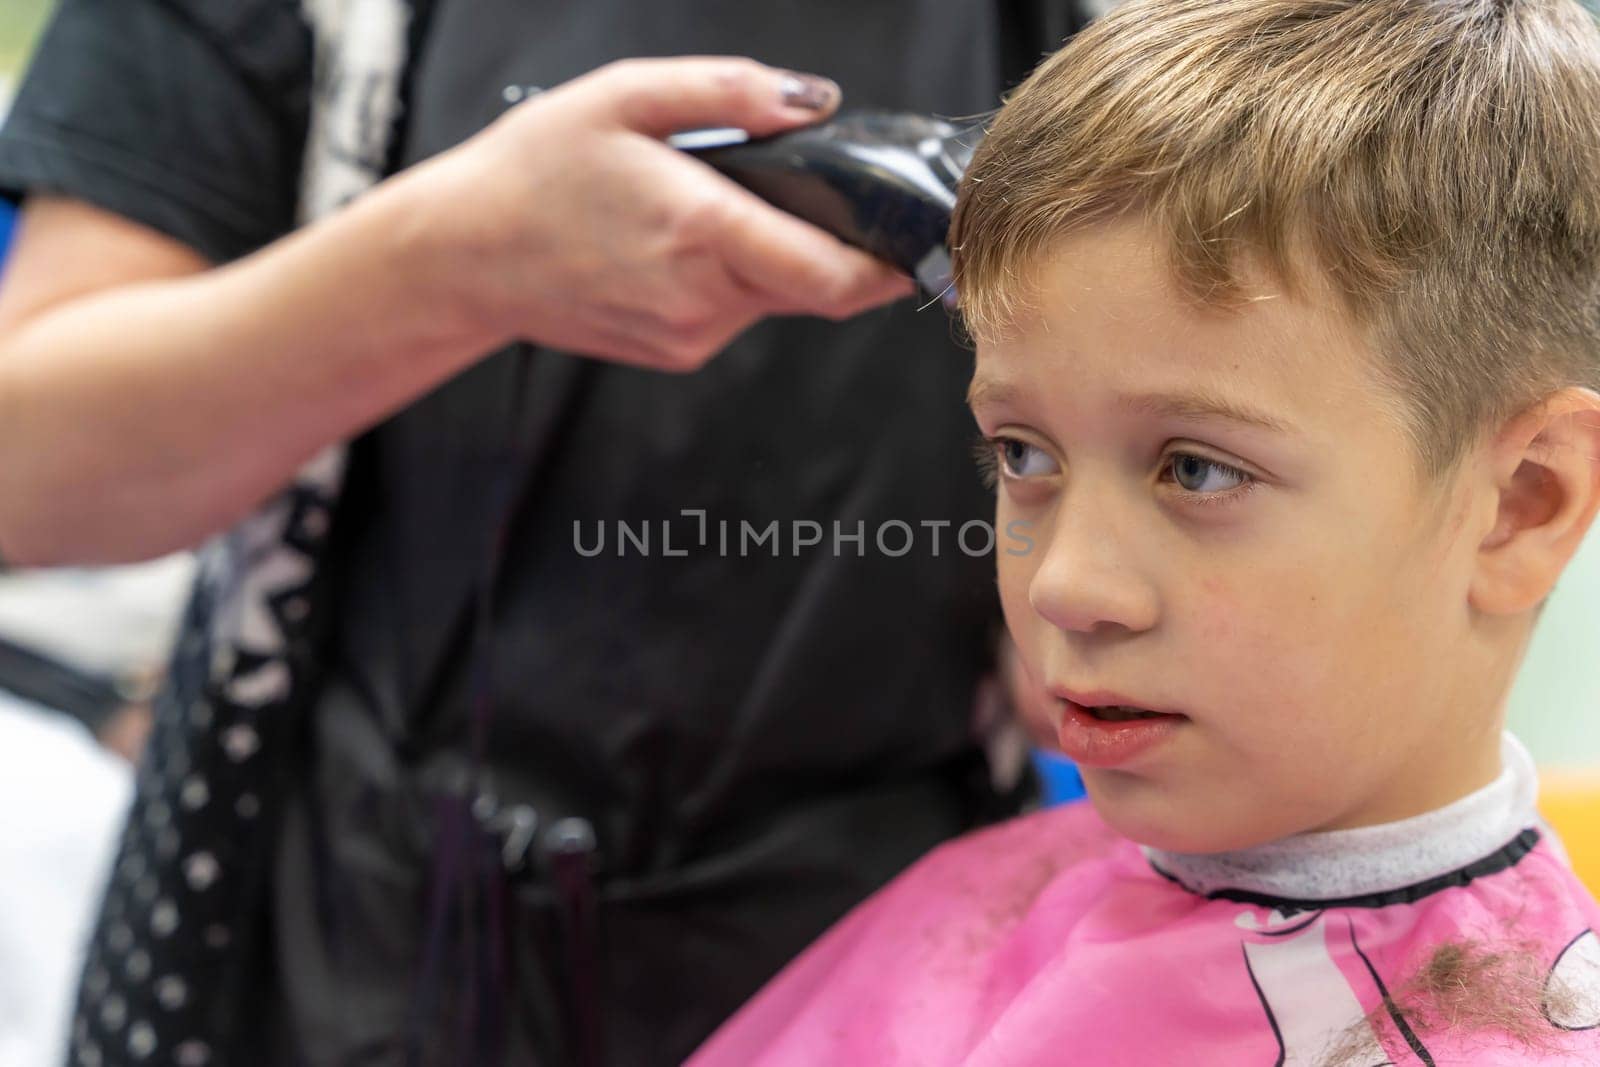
[951,0,1600,483]
[1318,936,1588,1064]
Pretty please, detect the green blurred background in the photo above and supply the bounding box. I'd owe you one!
[0,0,1596,766]
[0,0,49,91]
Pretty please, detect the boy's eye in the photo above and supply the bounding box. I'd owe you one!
[1166,452,1251,497]
[997,437,1059,479]
[972,434,1059,489]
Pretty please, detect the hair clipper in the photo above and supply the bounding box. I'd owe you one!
[671,112,986,308]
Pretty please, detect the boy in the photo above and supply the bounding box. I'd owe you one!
[689,1,1600,1063]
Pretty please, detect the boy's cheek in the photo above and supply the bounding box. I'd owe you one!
[995,567,1051,686]
[1186,578,1337,708]
[1194,577,1241,644]
[994,534,1037,597]
[996,570,1038,647]
[1195,549,1346,639]
[1191,574,1305,656]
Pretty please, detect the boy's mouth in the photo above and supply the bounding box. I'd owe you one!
[1051,687,1184,722]
[1086,705,1170,722]
[1055,695,1188,768]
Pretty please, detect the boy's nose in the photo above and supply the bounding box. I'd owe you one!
[1027,502,1159,636]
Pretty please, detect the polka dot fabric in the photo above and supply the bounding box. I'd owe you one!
[68,476,342,1067]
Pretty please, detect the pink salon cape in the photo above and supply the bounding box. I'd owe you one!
[690,734,1600,1066]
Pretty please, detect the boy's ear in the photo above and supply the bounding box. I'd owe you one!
[1470,387,1600,616]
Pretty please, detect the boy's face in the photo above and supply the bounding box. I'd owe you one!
[969,215,1509,853]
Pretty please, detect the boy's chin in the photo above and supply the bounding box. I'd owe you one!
[1084,772,1288,854]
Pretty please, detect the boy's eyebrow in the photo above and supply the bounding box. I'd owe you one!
[966,376,1023,411]
[966,377,1293,435]
[1116,389,1294,434]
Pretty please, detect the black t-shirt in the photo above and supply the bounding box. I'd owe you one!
[0,2,1094,1063]
[0,0,311,263]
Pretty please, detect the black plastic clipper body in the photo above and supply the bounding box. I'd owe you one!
[672,112,983,305]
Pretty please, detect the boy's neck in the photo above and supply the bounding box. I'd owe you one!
[1312,722,1507,833]
[1143,732,1541,906]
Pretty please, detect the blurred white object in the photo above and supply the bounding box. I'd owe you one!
[0,553,195,679]
[0,692,131,1067]
[0,554,194,1065]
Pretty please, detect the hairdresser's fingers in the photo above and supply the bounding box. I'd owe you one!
[591,301,764,373]
[574,56,842,139]
[704,190,915,318]
[597,259,766,372]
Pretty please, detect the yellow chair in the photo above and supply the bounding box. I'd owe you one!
[1539,768,1600,899]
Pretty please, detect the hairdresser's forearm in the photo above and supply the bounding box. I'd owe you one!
[0,56,916,568]
[0,168,505,566]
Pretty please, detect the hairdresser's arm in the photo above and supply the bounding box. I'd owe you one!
[0,57,909,567]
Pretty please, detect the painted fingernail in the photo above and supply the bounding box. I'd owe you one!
[780,72,840,111]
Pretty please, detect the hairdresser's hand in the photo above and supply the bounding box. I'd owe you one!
[408,56,914,371]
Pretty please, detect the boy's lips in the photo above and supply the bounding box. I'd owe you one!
[1048,687,1184,718]
[1048,686,1188,769]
